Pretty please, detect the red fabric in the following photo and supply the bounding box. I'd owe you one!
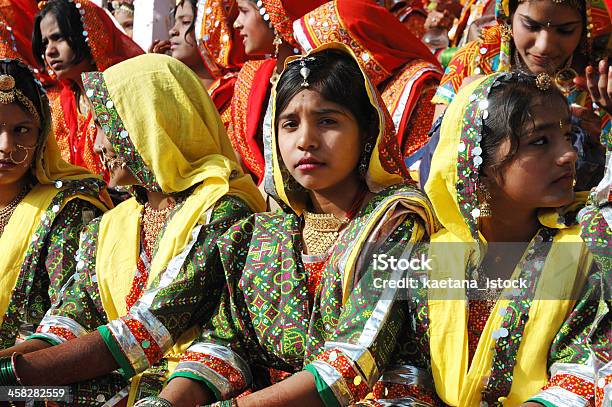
[335,0,440,73]
[72,0,143,71]
[3,0,38,66]
[261,0,327,45]
[245,59,276,181]
[210,74,238,114]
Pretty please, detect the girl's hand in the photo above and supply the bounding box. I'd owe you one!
[585,59,612,116]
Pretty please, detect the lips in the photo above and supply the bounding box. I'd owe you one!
[296,156,324,171]
[49,60,63,70]
[0,160,16,170]
[552,170,574,185]
[528,54,555,68]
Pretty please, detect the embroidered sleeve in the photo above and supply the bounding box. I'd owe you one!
[43,199,103,303]
[167,215,258,400]
[30,218,106,346]
[528,266,611,407]
[101,197,251,378]
[306,216,435,406]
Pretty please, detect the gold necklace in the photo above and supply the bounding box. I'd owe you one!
[302,211,349,256]
[141,201,175,256]
[0,186,29,236]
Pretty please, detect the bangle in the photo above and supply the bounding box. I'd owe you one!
[133,396,174,407]
[209,400,238,407]
[10,353,23,385]
[0,355,19,385]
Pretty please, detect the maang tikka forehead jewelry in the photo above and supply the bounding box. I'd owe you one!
[289,56,316,88]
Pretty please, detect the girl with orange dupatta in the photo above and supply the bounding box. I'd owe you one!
[149,43,438,407]
[421,72,609,406]
[227,0,325,185]
[32,0,143,178]
[0,58,108,351]
[293,0,443,162]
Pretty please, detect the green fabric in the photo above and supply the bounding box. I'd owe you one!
[26,333,62,346]
[97,325,135,378]
[526,398,554,407]
[304,364,340,407]
[167,371,221,401]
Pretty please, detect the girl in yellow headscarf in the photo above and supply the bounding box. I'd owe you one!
[421,72,609,406]
[147,43,438,407]
[0,58,108,350]
[0,53,265,406]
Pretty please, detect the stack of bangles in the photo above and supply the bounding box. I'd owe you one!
[0,352,23,385]
[133,397,239,406]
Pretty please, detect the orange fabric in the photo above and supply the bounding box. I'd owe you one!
[46,0,142,177]
[195,0,247,77]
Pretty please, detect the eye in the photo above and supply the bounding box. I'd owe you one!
[319,118,337,126]
[15,126,31,134]
[557,27,576,35]
[183,19,192,26]
[522,22,539,32]
[281,120,298,130]
[530,136,548,146]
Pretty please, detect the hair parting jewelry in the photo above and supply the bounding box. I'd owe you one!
[0,75,40,123]
[289,56,315,88]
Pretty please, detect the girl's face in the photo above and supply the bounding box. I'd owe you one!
[114,9,134,38]
[0,102,40,187]
[39,12,94,82]
[91,110,138,188]
[512,0,583,74]
[277,89,363,194]
[169,3,202,68]
[234,0,275,55]
[485,96,577,212]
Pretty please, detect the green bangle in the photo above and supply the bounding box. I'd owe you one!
[0,355,19,386]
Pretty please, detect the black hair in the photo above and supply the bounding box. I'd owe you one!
[32,0,93,69]
[0,59,47,127]
[275,49,379,144]
[480,72,569,179]
[173,0,197,43]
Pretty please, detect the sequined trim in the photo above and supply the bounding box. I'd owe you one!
[293,3,389,86]
[82,71,161,192]
[35,314,88,342]
[175,342,251,399]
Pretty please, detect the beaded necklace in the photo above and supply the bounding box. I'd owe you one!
[0,186,29,236]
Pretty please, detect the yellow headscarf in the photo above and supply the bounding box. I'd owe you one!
[0,59,109,327]
[424,73,591,406]
[84,52,265,315]
[263,42,409,215]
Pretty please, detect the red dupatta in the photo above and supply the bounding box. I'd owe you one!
[294,0,443,159]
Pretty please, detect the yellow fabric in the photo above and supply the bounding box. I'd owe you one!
[91,54,264,401]
[424,75,591,406]
[270,43,404,214]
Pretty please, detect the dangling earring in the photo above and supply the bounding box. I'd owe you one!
[273,32,282,59]
[478,183,492,218]
[358,143,373,178]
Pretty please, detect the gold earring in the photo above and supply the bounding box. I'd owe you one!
[479,184,492,218]
[273,32,282,58]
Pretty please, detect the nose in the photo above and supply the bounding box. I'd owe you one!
[296,122,319,151]
[233,17,242,30]
[533,30,555,56]
[0,128,15,154]
[556,140,578,168]
[93,127,105,157]
[169,24,178,37]
[44,41,58,61]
